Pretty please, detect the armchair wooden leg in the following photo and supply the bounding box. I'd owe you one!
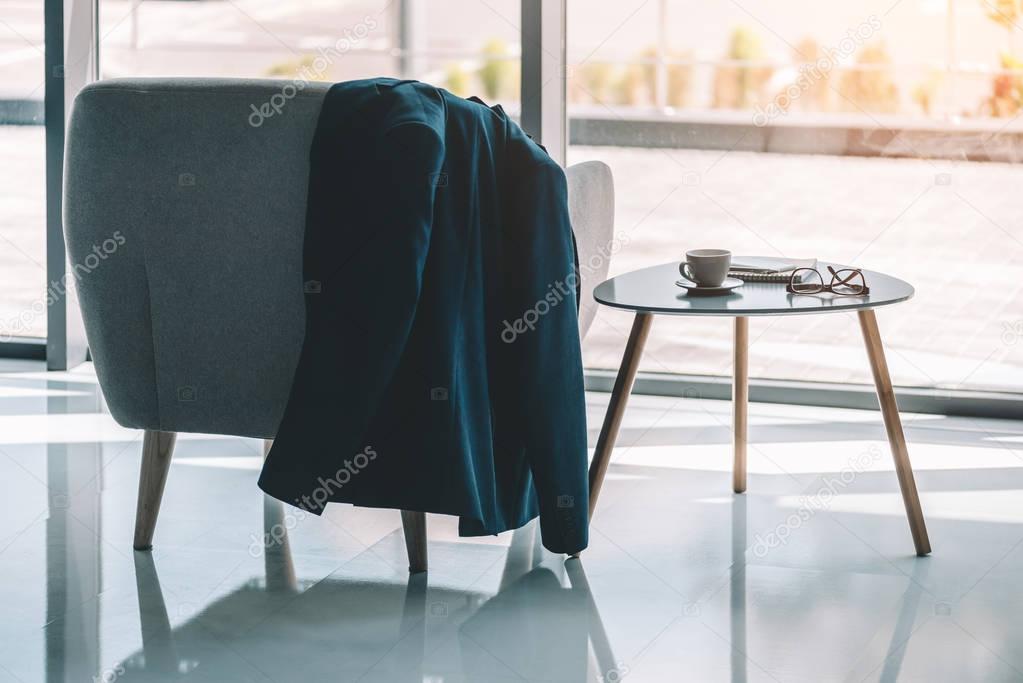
[133,430,177,551]
[401,510,428,573]
[857,310,931,556]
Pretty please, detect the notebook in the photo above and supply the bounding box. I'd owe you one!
[729,256,818,283]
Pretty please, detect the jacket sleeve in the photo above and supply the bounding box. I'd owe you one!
[505,158,590,554]
[310,120,446,423]
[260,118,445,507]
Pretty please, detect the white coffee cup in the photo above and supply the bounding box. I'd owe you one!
[679,249,732,287]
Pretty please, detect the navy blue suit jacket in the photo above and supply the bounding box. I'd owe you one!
[259,79,589,554]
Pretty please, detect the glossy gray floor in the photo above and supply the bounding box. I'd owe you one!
[2,361,1022,682]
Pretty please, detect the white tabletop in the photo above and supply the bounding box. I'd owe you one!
[593,262,914,316]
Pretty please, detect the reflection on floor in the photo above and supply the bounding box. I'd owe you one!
[1,360,1022,682]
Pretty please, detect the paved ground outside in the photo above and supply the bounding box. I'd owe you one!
[569,143,1023,392]
[4,123,1022,392]
[0,126,44,340]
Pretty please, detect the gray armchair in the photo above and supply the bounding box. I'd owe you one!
[63,78,613,571]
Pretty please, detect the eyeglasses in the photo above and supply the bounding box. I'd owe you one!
[786,266,870,296]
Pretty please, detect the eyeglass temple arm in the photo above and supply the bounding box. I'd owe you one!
[827,266,863,286]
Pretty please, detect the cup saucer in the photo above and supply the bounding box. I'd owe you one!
[675,276,744,295]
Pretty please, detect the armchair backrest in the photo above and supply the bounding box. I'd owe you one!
[64,78,613,437]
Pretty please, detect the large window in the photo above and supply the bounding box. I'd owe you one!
[568,0,1023,394]
[10,0,1023,400]
[0,0,46,340]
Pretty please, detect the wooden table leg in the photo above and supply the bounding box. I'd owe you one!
[588,312,654,519]
[733,317,749,494]
[857,309,932,556]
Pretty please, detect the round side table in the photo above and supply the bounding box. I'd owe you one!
[588,262,931,556]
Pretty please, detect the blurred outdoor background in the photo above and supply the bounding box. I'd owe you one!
[2,0,1022,392]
